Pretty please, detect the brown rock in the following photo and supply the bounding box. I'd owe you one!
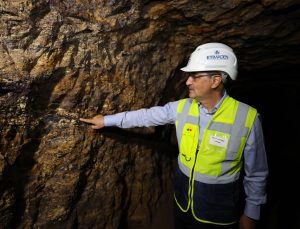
[1,0,299,228]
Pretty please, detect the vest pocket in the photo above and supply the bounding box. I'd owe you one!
[182,123,196,136]
[180,123,198,166]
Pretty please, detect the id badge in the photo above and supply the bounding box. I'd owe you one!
[209,135,228,148]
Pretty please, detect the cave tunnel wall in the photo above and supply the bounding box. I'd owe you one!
[1,0,300,229]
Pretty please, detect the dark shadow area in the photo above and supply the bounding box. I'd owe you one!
[229,67,300,229]
[95,126,178,156]
[0,123,43,228]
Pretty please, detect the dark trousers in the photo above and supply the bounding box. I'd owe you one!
[174,203,239,229]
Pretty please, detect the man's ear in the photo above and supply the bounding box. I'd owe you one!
[211,75,222,88]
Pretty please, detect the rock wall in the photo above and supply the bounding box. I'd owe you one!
[1,0,300,228]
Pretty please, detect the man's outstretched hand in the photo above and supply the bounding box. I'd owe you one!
[79,115,104,129]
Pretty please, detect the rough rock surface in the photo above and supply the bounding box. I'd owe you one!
[0,0,300,228]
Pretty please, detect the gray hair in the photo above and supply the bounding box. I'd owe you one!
[207,71,229,83]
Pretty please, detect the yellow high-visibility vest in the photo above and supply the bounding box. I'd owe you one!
[174,96,257,224]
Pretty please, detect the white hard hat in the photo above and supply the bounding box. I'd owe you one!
[181,42,238,80]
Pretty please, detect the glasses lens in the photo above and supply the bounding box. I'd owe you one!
[185,72,210,79]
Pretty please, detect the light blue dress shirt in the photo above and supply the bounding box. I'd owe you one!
[104,92,268,220]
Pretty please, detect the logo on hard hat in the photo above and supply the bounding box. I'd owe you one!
[207,50,228,60]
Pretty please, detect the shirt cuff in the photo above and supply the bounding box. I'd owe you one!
[244,202,260,220]
[103,115,117,127]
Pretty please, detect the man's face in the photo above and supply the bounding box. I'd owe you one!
[185,72,215,100]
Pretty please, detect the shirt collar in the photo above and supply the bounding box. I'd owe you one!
[199,90,228,114]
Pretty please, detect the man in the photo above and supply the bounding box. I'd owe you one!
[80,42,268,229]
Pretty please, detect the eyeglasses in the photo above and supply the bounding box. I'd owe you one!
[184,72,211,80]
[184,72,221,80]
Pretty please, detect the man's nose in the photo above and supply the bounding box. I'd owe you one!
[186,76,193,86]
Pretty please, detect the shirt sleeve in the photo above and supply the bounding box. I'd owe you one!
[243,113,269,220]
[104,101,179,128]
